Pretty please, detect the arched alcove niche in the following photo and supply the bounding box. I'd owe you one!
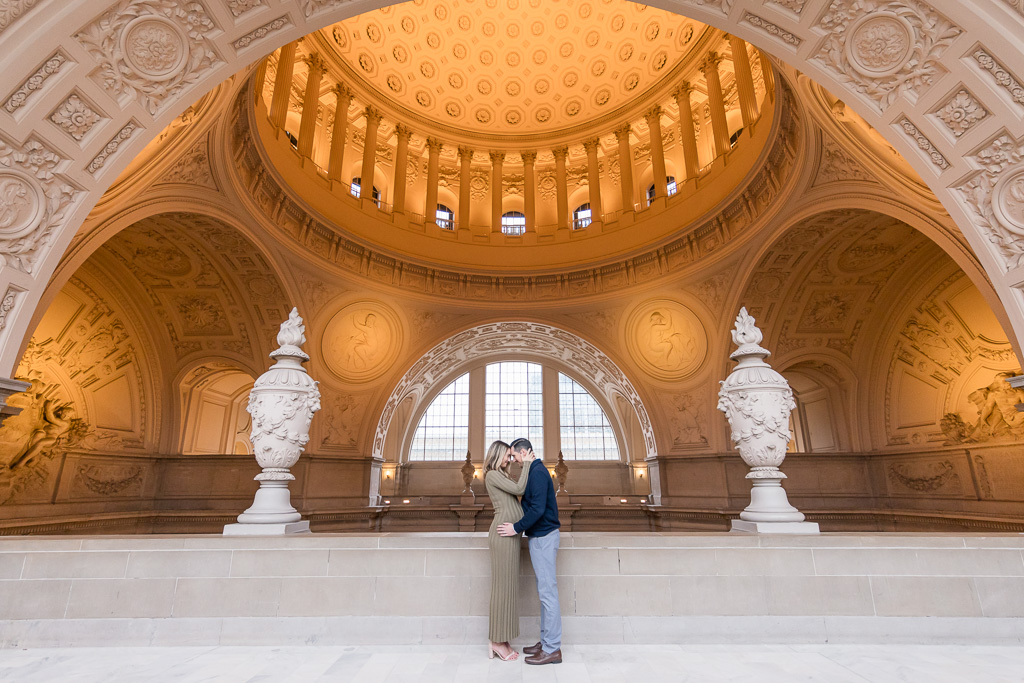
[175,360,256,455]
[373,321,656,464]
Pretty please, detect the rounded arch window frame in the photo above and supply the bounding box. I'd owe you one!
[374,321,657,466]
[398,353,630,465]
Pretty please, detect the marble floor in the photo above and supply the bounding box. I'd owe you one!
[0,644,1023,682]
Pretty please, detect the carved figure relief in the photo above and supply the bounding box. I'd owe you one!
[668,392,708,447]
[626,299,707,380]
[322,301,402,382]
[320,391,364,447]
[941,371,1024,444]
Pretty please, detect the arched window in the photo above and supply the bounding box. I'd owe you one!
[285,130,298,149]
[436,203,455,230]
[350,177,381,205]
[500,211,526,236]
[572,203,592,230]
[409,373,469,460]
[406,360,622,461]
[558,373,619,461]
[484,361,545,458]
[646,176,678,205]
[730,128,744,147]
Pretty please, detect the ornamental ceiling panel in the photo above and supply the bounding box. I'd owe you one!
[325,0,703,135]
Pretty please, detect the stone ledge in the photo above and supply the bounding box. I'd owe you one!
[1,616,1022,648]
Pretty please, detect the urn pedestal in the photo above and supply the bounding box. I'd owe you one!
[224,308,321,536]
[717,308,818,535]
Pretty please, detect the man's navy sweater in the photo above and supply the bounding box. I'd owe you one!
[513,459,560,538]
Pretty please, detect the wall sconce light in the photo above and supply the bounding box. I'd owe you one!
[641,498,647,504]
[549,469,556,477]
[474,468,482,479]
[384,499,391,505]
[620,498,628,504]
[403,499,410,504]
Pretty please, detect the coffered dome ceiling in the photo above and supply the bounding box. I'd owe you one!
[323,0,707,136]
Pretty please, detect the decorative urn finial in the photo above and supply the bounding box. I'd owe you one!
[717,308,818,533]
[224,308,321,535]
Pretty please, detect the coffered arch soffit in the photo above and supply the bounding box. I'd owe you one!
[3,0,1024,378]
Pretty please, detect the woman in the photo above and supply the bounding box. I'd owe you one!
[483,439,534,661]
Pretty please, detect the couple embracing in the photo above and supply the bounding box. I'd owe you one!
[483,438,562,665]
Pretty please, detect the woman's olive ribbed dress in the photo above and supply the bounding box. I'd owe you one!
[485,464,531,642]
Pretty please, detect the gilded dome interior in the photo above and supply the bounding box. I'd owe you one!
[325,0,707,136]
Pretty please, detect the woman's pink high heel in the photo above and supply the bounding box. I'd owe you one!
[488,642,519,661]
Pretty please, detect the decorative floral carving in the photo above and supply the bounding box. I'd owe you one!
[157,136,217,188]
[815,135,873,185]
[972,49,1024,109]
[232,16,289,50]
[887,460,956,492]
[0,287,18,331]
[4,52,68,114]
[49,94,102,142]
[227,0,263,16]
[75,464,143,496]
[768,0,807,13]
[87,121,139,174]
[0,0,39,35]
[935,90,988,138]
[957,133,1024,266]
[75,0,222,116]
[743,13,801,47]
[898,117,949,170]
[814,0,961,111]
[0,137,79,274]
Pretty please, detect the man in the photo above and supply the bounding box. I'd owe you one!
[497,438,561,665]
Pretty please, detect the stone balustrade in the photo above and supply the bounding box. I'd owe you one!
[0,533,1022,647]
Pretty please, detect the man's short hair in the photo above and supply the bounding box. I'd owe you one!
[510,438,533,453]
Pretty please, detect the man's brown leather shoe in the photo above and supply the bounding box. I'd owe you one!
[522,642,542,656]
[525,648,562,665]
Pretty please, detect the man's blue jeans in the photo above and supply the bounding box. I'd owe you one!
[528,529,562,653]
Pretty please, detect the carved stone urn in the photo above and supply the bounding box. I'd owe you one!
[554,450,569,495]
[460,451,475,498]
[224,308,321,535]
[717,308,818,533]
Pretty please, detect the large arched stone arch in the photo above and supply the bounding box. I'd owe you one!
[372,321,658,461]
[2,0,1024,382]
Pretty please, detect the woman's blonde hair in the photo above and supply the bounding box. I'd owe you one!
[484,440,512,476]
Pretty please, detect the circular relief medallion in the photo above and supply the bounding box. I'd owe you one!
[0,168,45,240]
[323,301,402,383]
[626,299,707,381]
[120,16,189,81]
[845,12,914,78]
[531,21,544,36]
[992,164,1024,236]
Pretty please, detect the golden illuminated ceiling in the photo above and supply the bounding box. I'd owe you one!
[323,0,706,135]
